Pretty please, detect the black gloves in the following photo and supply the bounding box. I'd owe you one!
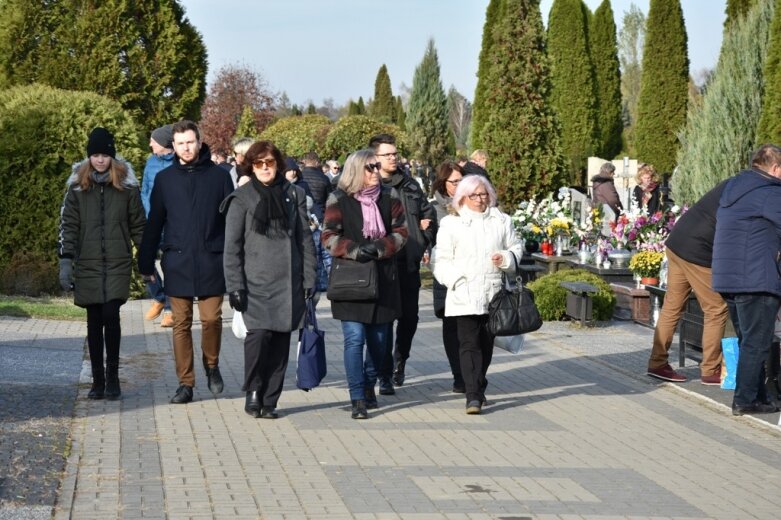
[229,290,248,312]
[59,258,73,291]
[355,242,379,263]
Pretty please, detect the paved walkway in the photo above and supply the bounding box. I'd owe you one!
[2,291,781,519]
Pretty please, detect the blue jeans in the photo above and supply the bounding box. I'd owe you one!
[723,293,781,407]
[145,266,170,310]
[341,321,389,401]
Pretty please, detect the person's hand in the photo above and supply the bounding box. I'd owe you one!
[305,288,316,300]
[58,258,73,291]
[229,290,248,312]
[355,242,379,263]
[420,218,432,231]
[491,253,503,267]
[141,273,156,283]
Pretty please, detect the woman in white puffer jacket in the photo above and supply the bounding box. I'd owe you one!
[432,174,522,415]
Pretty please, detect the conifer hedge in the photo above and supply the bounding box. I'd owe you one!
[259,114,333,158]
[323,115,406,161]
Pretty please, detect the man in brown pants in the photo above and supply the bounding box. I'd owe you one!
[139,120,234,404]
[647,180,729,385]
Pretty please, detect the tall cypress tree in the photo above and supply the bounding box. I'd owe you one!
[634,0,689,174]
[471,0,503,149]
[480,0,566,207]
[395,96,406,128]
[405,39,451,166]
[0,0,208,129]
[370,64,395,123]
[618,5,646,155]
[591,0,623,159]
[675,0,773,203]
[725,0,759,27]
[356,96,366,115]
[547,0,597,185]
[756,0,781,144]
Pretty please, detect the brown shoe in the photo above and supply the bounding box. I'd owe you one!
[700,374,721,386]
[160,311,174,328]
[647,364,687,382]
[145,301,165,321]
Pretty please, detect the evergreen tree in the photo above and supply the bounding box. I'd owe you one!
[480,0,566,207]
[618,5,646,155]
[306,102,317,114]
[471,0,503,149]
[634,0,689,174]
[356,96,366,115]
[447,86,472,153]
[405,39,452,166]
[0,0,207,129]
[726,0,759,27]
[591,0,623,159]
[756,0,781,143]
[370,64,395,123]
[395,96,406,128]
[234,105,260,140]
[548,0,598,184]
[676,0,773,203]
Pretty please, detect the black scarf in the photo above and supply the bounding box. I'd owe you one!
[250,174,288,238]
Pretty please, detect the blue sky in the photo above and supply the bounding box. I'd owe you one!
[179,0,725,107]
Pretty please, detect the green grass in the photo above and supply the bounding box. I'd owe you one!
[0,295,85,320]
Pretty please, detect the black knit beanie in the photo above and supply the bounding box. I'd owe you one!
[86,127,116,158]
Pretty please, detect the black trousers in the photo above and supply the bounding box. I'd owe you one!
[380,268,421,378]
[442,316,463,384]
[85,300,123,380]
[243,329,291,408]
[455,314,494,402]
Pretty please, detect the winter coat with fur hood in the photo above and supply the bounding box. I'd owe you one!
[58,158,146,307]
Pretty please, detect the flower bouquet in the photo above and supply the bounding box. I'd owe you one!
[629,250,664,281]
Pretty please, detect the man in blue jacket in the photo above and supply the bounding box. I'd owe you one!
[141,124,175,327]
[139,120,234,404]
[712,144,781,416]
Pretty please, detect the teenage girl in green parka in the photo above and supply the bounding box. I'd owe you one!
[58,128,146,400]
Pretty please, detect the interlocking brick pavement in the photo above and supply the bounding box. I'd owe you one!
[2,289,780,519]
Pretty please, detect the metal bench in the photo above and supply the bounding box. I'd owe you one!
[559,281,598,325]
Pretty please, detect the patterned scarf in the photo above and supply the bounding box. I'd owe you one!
[353,184,385,240]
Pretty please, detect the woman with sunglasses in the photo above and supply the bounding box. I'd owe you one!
[430,161,465,393]
[222,141,316,419]
[321,149,408,419]
[431,174,521,414]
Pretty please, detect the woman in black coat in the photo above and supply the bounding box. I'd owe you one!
[633,163,661,215]
[321,149,408,419]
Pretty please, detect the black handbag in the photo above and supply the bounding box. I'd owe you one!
[326,257,378,301]
[487,268,543,337]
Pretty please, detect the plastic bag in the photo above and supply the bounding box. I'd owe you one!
[494,334,525,354]
[231,311,247,340]
[721,336,739,390]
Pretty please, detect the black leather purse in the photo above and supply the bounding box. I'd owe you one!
[487,261,543,336]
[326,257,378,301]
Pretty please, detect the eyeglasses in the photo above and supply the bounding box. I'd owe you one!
[253,158,276,168]
[467,193,489,201]
[364,162,381,172]
[446,179,461,185]
[376,152,398,159]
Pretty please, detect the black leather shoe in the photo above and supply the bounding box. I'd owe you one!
[245,391,260,417]
[88,381,105,400]
[351,399,368,419]
[260,407,278,419]
[378,378,395,395]
[105,365,121,400]
[392,360,406,386]
[206,366,224,395]
[732,402,780,416]
[452,380,466,394]
[364,387,378,409]
[170,385,193,404]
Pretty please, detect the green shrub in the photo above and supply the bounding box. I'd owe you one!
[0,251,58,296]
[527,268,616,321]
[323,115,407,161]
[0,84,145,295]
[259,114,332,158]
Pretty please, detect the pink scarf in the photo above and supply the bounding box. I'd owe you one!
[353,184,386,240]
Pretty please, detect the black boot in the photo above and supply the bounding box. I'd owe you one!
[392,359,406,387]
[364,387,378,409]
[88,369,105,400]
[351,399,368,419]
[104,364,121,400]
[245,391,260,418]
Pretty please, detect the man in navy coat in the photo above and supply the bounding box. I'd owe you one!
[139,120,234,404]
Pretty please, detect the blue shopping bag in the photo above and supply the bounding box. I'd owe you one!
[296,299,327,391]
[721,337,739,390]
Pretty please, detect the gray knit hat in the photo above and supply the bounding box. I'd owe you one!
[151,124,174,149]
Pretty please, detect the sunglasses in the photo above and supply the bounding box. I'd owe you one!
[365,162,381,172]
[252,158,276,168]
